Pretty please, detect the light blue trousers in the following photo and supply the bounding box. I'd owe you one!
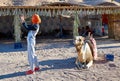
[27,36,39,70]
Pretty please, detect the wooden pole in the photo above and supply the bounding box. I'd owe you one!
[14,14,22,49]
[73,11,80,38]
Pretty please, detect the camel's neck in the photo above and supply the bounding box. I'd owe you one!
[75,44,82,52]
[76,43,87,62]
[75,44,85,56]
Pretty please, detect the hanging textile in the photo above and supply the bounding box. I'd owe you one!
[73,11,80,38]
[102,13,108,24]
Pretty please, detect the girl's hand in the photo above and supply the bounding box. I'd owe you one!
[20,15,25,23]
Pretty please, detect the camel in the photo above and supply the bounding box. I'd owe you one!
[74,35,97,69]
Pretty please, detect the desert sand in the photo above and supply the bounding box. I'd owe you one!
[0,36,120,81]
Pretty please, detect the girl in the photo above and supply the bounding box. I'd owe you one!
[20,14,41,75]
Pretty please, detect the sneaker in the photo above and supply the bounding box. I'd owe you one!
[26,70,34,75]
[34,67,40,71]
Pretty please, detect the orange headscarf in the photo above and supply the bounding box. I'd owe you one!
[32,14,41,24]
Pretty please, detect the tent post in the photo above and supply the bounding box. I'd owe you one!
[59,15,63,38]
[73,11,80,38]
[14,15,22,49]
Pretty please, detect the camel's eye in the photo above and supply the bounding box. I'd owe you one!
[79,39,81,41]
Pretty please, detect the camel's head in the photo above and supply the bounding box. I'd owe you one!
[74,36,84,46]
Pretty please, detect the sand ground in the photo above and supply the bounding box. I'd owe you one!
[0,36,120,81]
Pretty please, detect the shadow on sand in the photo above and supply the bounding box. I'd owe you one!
[0,38,74,53]
[98,46,120,49]
[39,57,76,71]
[0,71,26,80]
[0,57,76,80]
[0,42,27,53]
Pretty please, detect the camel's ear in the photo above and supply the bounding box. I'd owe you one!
[90,34,93,38]
[88,32,91,38]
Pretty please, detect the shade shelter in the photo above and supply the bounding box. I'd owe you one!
[0,3,120,48]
